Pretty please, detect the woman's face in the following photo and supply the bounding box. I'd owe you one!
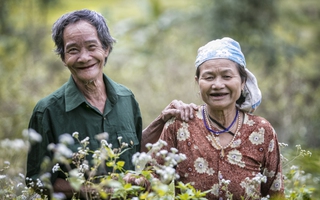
[63,20,109,84]
[196,59,244,111]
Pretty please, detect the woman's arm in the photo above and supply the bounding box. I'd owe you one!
[141,100,197,152]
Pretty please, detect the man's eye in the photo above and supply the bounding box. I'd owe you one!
[67,48,79,54]
[88,45,97,50]
[205,76,214,80]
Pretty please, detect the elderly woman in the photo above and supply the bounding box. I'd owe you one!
[156,37,284,199]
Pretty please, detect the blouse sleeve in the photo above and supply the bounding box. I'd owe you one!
[261,123,285,198]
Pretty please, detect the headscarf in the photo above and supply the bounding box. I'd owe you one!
[195,37,261,113]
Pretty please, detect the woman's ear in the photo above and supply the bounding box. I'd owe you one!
[195,76,199,83]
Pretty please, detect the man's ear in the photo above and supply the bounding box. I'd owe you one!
[195,76,199,83]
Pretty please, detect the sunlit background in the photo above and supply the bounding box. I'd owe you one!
[0,0,319,197]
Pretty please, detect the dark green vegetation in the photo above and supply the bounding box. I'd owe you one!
[0,0,319,197]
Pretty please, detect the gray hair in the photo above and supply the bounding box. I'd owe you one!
[52,9,116,63]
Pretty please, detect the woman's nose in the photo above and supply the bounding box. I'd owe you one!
[212,77,225,89]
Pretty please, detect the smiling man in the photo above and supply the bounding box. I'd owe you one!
[26,9,197,199]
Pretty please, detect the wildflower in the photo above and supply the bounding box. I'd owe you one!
[4,160,10,167]
[159,149,168,156]
[56,144,73,158]
[0,175,7,179]
[72,132,79,139]
[25,129,42,144]
[36,179,43,187]
[53,193,66,200]
[145,143,152,149]
[121,142,128,147]
[47,143,56,151]
[79,162,89,172]
[17,183,24,188]
[80,137,90,144]
[19,173,25,179]
[170,147,178,153]
[95,132,109,141]
[278,142,288,147]
[59,133,74,145]
[52,163,60,173]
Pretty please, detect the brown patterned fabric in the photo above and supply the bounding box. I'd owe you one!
[158,106,284,199]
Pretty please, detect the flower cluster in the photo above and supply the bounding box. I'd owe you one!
[0,129,318,199]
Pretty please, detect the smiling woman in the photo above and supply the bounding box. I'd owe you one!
[154,37,284,199]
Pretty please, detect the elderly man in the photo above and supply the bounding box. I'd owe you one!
[26,9,196,199]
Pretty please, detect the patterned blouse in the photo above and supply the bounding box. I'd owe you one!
[158,106,284,199]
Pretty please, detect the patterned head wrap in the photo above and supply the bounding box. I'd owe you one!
[195,37,261,113]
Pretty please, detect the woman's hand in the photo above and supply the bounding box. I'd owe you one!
[161,100,198,122]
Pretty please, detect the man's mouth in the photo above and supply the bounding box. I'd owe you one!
[79,64,95,70]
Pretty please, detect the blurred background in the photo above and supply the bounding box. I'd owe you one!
[0,0,319,197]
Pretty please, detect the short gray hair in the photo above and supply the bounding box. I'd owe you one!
[52,9,116,63]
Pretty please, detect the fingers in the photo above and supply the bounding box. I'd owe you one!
[162,100,197,122]
[161,109,180,122]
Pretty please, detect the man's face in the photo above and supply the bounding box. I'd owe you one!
[63,20,109,84]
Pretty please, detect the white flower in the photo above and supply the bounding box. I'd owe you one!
[52,163,60,173]
[19,173,25,179]
[25,129,42,143]
[210,184,219,196]
[47,143,56,151]
[170,147,178,153]
[80,137,90,144]
[59,134,74,145]
[194,157,208,174]
[159,150,168,156]
[95,132,109,141]
[72,132,79,139]
[0,175,7,179]
[79,162,89,172]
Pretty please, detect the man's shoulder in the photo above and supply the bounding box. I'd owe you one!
[34,83,67,112]
[105,76,134,96]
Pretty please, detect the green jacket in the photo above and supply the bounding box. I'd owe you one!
[26,74,142,183]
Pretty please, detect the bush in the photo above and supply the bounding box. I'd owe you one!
[0,130,318,200]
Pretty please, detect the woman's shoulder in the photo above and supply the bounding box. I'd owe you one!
[243,113,277,136]
[243,113,276,130]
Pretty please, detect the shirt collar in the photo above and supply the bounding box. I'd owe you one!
[65,74,119,112]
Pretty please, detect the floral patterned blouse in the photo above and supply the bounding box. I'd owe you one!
[158,106,284,199]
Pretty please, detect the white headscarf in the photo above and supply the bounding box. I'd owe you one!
[195,37,261,113]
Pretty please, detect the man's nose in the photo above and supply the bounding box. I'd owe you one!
[78,49,91,62]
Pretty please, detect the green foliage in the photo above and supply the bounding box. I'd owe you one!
[1,131,319,199]
[1,0,320,149]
